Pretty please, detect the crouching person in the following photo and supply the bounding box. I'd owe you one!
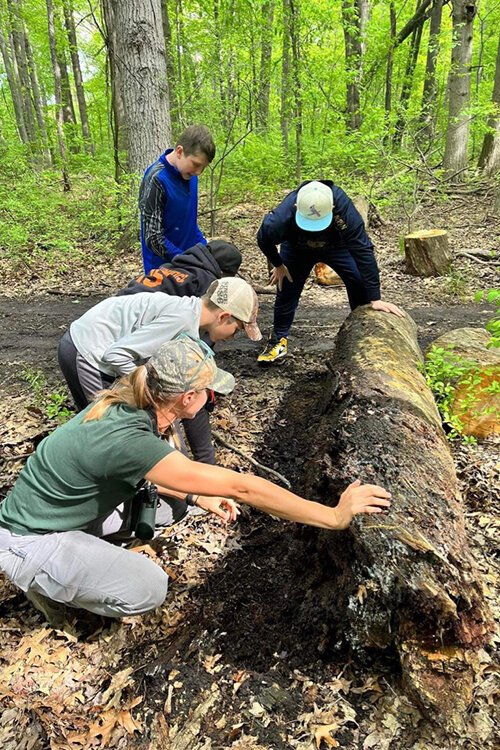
[0,336,391,628]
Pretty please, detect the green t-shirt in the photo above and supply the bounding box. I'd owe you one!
[0,404,173,535]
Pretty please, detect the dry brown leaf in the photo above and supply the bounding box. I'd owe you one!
[313,722,340,748]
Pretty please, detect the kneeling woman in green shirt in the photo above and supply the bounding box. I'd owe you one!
[0,335,391,627]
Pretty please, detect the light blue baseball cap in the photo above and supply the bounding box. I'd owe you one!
[295,181,334,232]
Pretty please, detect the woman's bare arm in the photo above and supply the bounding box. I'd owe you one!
[145,452,390,531]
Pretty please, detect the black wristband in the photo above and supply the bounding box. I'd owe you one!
[185,493,196,506]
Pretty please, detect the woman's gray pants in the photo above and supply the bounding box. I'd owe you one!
[0,525,169,619]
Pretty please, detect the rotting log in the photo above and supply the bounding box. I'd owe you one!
[404,228,451,276]
[427,328,500,438]
[300,307,494,724]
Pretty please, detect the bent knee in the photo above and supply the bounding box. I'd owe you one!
[120,563,169,616]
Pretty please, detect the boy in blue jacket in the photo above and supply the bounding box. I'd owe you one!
[257,180,404,364]
[139,125,215,273]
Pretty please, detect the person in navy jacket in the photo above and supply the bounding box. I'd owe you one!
[139,125,215,273]
[256,180,404,364]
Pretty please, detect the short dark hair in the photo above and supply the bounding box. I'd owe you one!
[176,125,215,162]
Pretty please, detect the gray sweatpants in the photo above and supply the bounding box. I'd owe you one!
[0,525,168,618]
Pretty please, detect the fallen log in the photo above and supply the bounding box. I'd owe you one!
[427,328,500,439]
[404,229,451,276]
[300,307,494,724]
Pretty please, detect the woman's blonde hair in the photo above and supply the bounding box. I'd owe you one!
[83,365,179,422]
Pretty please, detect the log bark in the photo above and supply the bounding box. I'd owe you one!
[300,307,493,722]
[404,229,451,276]
[428,328,500,439]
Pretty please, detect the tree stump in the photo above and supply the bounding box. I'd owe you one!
[300,307,494,724]
[404,229,451,276]
[428,328,500,439]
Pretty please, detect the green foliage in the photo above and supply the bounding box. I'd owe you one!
[424,346,481,443]
[474,289,500,348]
[442,267,469,300]
[21,366,73,424]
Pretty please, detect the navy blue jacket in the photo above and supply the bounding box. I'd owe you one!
[257,181,380,301]
[116,243,224,298]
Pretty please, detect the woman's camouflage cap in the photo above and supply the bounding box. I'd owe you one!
[148,336,235,395]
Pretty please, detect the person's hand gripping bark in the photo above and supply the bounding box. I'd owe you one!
[332,479,391,530]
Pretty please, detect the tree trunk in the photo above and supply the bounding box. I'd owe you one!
[24,29,52,163]
[112,0,172,174]
[280,0,291,154]
[341,0,364,131]
[384,2,396,132]
[393,0,425,147]
[161,0,177,133]
[0,26,29,144]
[404,229,451,276]
[63,0,93,153]
[478,33,500,176]
[300,307,494,722]
[255,0,275,133]
[419,0,444,142]
[443,0,477,179]
[289,0,302,180]
[46,0,71,190]
[427,328,500,439]
[7,0,37,145]
[101,0,127,182]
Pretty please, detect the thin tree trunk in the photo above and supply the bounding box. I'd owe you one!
[384,2,396,132]
[0,26,28,144]
[112,0,172,174]
[174,0,185,124]
[7,0,37,144]
[280,0,291,153]
[419,0,444,142]
[102,0,127,181]
[55,23,77,128]
[289,0,302,179]
[63,0,93,153]
[341,0,364,131]
[393,0,425,146]
[256,0,275,133]
[161,0,177,133]
[478,33,500,175]
[24,29,52,163]
[46,0,71,190]
[443,0,477,178]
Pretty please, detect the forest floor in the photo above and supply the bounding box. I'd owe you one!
[0,192,498,750]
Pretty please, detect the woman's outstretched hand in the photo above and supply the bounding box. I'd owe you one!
[333,479,391,530]
[195,496,241,523]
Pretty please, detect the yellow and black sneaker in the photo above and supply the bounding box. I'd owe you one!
[257,336,288,365]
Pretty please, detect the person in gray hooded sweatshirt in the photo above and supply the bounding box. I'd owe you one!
[58,277,261,465]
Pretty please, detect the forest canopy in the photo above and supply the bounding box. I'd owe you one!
[0,0,499,260]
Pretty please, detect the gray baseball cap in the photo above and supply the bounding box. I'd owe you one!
[148,335,235,395]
